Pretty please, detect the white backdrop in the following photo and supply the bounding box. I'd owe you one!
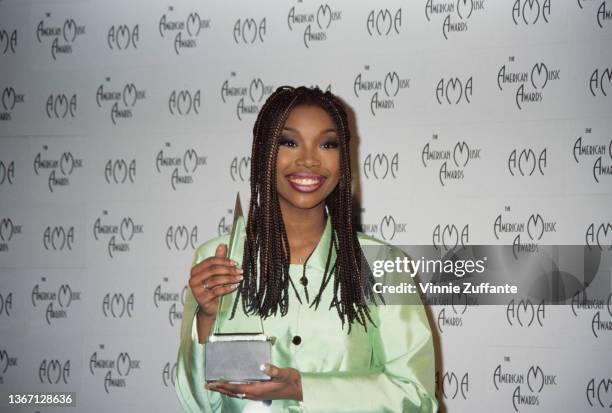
[1,0,611,412]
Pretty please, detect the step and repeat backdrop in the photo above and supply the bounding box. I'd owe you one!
[1,0,611,412]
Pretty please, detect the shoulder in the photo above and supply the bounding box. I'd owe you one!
[356,231,409,260]
[192,233,231,266]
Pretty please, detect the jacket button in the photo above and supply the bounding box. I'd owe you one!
[292,335,301,345]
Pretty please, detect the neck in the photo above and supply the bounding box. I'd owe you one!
[279,199,326,262]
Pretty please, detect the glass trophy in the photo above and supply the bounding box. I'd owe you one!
[205,193,275,383]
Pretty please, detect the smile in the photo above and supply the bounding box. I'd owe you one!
[286,174,326,193]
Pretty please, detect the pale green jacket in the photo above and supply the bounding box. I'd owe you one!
[175,211,438,413]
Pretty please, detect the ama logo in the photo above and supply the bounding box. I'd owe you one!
[287,4,342,48]
[573,131,612,184]
[159,8,210,55]
[36,14,85,60]
[221,76,274,121]
[353,69,411,116]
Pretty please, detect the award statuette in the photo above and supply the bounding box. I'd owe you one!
[205,193,275,383]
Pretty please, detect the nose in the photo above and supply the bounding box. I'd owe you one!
[295,149,321,168]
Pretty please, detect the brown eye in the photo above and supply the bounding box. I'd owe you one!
[279,136,297,148]
[321,140,339,149]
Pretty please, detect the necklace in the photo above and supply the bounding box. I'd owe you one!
[297,247,316,304]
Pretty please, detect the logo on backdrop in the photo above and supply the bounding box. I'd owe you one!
[153,280,186,327]
[493,362,557,412]
[43,226,74,251]
[0,160,15,185]
[90,348,141,394]
[436,296,474,333]
[31,280,82,325]
[39,359,70,384]
[585,221,612,251]
[46,94,77,119]
[589,67,612,97]
[93,212,144,259]
[159,7,210,55]
[155,144,208,190]
[162,361,177,387]
[506,299,545,327]
[0,28,17,54]
[436,370,469,400]
[493,207,557,256]
[507,147,547,176]
[221,76,274,121]
[96,78,146,125]
[33,147,83,192]
[586,377,612,408]
[573,129,612,184]
[362,153,399,180]
[104,159,136,184]
[436,77,473,105]
[107,24,139,50]
[366,9,402,36]
[0,349,18,384]
[165,225,198,251]
[168,89,201,116]
[511,0,551,25]
[287,3,342,48]
[432,223,470,251]
[421,135,482,186]
[497,57,561,110]
[571,290,612,338]
[0,292,13,317]
[0,218,22,252]
[359,213,408,241]
[233,17,266,44]
[577,0,612,28]
[102,292,135,318]
[217,212,234,236]
[353,68,411,116]
[425,0,485,39]
[230,156,250,182]
[36,14,85,60]
[1,86,25,122]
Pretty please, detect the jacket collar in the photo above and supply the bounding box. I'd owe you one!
[300,204,336,272]
[236,204,335,272]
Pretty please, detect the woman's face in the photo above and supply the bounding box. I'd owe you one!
[275,104,341,212]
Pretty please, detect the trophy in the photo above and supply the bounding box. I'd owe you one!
[205,193,275,383]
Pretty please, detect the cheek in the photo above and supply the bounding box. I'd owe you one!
[324,152,341,183]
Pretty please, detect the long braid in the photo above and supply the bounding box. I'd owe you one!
[229,86,383,333]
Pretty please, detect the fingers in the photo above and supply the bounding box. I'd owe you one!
[261,363,284,380]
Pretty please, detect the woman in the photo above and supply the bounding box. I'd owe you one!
[175,86,438,413]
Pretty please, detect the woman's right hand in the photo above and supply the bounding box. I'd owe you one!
[189,243,244,320]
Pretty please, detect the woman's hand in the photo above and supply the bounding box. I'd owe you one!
[189,243,243,320]
[204,363,303,402]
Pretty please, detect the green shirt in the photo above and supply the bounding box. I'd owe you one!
[175,210,438,413]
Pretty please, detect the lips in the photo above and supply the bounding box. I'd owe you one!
[286,173,326,193]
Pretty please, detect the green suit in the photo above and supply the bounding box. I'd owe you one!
[175,210,438,412]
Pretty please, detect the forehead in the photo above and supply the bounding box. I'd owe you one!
[283,104,335,129]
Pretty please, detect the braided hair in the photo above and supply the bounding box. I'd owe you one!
[229,85,382,333]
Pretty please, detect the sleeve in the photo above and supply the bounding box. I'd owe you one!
[298,247,438,413]
[174,240,225,413]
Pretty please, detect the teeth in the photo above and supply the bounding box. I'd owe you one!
[289,177,321,185]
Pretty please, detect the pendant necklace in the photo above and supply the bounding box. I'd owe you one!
[298,248,315,304]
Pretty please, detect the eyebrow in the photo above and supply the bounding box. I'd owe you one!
[282,126,338,134]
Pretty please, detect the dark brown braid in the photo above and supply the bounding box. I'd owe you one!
[229,86,383,333]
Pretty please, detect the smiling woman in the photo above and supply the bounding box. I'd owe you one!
[175,86,438,413]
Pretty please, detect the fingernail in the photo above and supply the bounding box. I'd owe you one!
[231,284,238,290]
[259,363,267,371]
[232,260,238,266]
[237,268,244,273]
[236,275,244,281]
